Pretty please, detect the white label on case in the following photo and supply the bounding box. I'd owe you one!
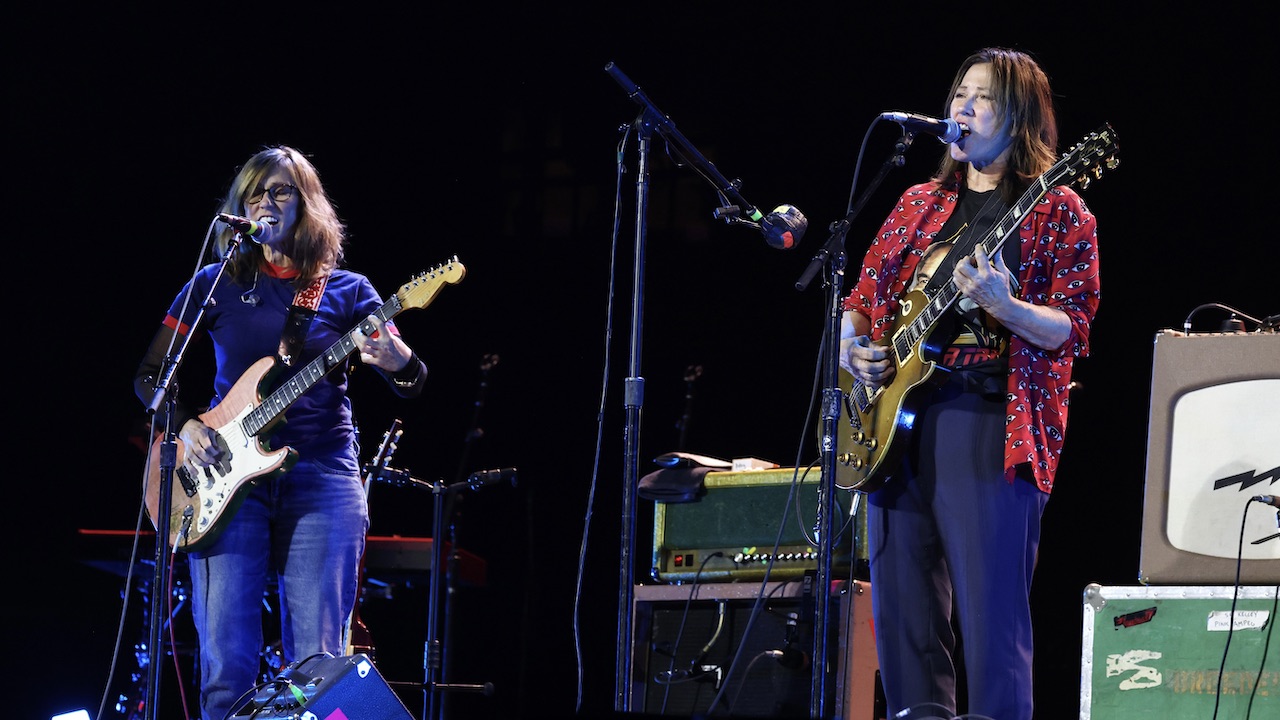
[1207,610,1269,631]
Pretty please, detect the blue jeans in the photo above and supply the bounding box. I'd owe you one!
[186,453,368,720]
[867,384,1049,720]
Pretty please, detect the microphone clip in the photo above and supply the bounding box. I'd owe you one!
[712,204,755,226]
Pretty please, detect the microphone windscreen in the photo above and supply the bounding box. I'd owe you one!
[761,204,807,250]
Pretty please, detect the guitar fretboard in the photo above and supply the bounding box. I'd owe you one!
[242,293,406,437]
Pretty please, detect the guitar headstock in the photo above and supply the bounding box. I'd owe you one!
[1058,123,1121,191]
[398,255,466,310]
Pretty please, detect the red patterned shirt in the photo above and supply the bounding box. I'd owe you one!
[842,179,1100,493]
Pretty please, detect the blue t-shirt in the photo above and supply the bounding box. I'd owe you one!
[165,264,389,466]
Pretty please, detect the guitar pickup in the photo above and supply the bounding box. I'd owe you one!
[176,466,199,498]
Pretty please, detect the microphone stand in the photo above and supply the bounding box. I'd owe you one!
[793,130,918,717]
[439,352,499,719]
[142,232,247,720]
[604,61,776,714]
[374,465,514,720]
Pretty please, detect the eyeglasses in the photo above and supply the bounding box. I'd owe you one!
[247,183,297,204]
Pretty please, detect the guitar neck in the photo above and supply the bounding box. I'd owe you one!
[243,295,405,437]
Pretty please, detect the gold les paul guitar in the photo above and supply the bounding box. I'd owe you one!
[835,124,1119,493]
[145,257,466,551]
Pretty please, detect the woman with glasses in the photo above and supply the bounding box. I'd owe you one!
[134,145,427,719]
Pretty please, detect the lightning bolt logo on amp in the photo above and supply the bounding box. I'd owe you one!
[1213,466,1280,493]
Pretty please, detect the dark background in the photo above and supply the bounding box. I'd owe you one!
[10,5,1277,720]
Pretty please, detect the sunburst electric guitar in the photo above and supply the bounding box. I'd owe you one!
[834,124,1119,493]
[145,257,465,551]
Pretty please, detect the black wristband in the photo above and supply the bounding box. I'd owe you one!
[390,352,424,388]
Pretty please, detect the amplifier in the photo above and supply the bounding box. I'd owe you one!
[1138,330,1280,584]
[652,468,867,583]
[629,580,882,719]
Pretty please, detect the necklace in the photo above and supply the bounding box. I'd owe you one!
[241,268,262,306]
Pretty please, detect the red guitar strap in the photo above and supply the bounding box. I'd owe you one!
[277,274,330,367]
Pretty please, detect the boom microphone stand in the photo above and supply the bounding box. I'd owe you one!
[604,62,805,714]
[142,231,249,720]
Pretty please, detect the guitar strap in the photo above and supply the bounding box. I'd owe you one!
[277,274,330,367]
[925,188,1007,295]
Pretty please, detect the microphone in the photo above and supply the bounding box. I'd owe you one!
[760,204,807,250]
[217,212,277,244]
[714,202,808,250]
[467,467,518,489]
[1254,495,1280,508]
[880,111,970,143]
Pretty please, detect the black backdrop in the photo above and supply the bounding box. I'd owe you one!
[10,5,1277,720]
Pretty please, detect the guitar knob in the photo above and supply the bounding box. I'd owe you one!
[865,438,878,450]
[838,453,864,470]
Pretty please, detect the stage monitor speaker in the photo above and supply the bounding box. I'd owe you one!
[1139,330,1280,585]
[630,580,882,719]
[233,652,413,720]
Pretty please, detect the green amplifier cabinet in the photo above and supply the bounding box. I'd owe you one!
[1081,583,1280,718]
[651,468,867,583]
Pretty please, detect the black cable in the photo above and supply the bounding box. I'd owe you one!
[656,552,725,713]
[572,122,630,713]
[1243,584,1279,717]
[1213,499,1274,717]
[703,465,809,716]
[1181,302,1264,334]
[1211,500,1252,719]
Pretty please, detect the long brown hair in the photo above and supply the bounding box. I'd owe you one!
[215,146,347,287]
[934,47,1058,202]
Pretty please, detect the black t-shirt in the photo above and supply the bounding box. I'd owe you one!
[928,188,1016,379]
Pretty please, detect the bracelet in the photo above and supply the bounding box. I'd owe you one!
[390,352,424,388]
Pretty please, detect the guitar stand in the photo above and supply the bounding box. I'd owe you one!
[373,464,516,720]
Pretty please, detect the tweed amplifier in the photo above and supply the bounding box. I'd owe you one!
[651,467,867,583]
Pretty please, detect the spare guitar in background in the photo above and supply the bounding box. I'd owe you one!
[344,417,403,659]
[144,256,466,552]
[835,124,1119,493]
